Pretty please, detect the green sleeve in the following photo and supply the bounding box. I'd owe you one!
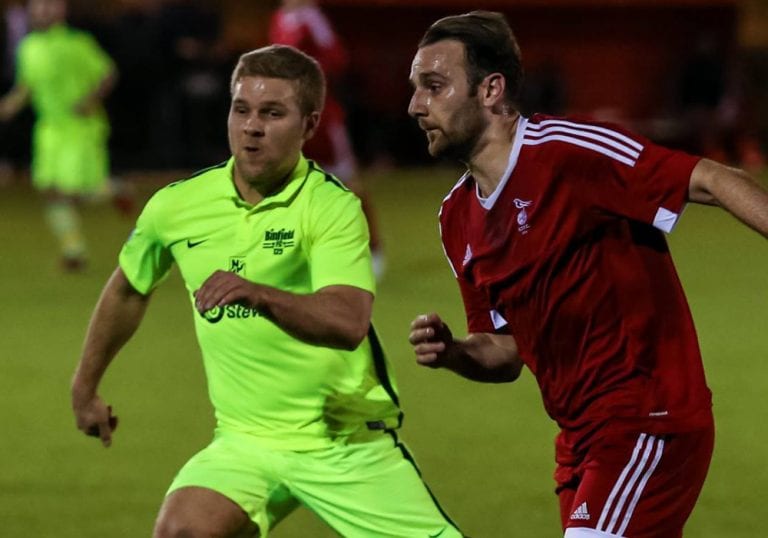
[78,32,113,81]
[119,194,174,294]
[308,187,375,294]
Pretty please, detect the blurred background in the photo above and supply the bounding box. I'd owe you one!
[2,0,768,174]
[1,1,767,537]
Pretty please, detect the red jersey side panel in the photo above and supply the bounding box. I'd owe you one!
[439,115,712,457]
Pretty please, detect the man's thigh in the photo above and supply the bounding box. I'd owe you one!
[560,426,714,538]
[166,432,300,536]
[289,433,464,538]
[154,486,258,538]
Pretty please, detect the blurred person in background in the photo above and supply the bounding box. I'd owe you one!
[71,44,462,538]
[407,11,768,538]
[269,0,385,279]
[0,0,119,271]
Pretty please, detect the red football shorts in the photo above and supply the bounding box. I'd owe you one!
[556,425,714,537]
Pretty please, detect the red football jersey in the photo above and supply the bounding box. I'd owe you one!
[439,114,713,457]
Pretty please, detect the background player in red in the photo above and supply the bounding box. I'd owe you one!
[269,0,384,278]
[407,11,768,538]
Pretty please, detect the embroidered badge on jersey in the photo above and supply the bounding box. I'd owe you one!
[514,198,533,234]
[229,256,246,275]
[263,228,296,255]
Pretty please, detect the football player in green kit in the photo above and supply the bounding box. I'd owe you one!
[71,44,463,538]
[0,0,116,270]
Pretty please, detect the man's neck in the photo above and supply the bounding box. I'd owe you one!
[233,161,297,206]
[467,113,520,198]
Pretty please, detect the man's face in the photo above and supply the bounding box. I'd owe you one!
[28,0,66,30]
[408,39,486,161]
[228,76,316,190]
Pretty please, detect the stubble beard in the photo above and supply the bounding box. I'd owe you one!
[431,101,486,163]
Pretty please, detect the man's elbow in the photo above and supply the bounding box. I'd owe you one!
[483,360,523,383]
[336,320,371,351]
[502,360,523,382]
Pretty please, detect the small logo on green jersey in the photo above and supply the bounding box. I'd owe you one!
[201,306,225,323]
[263,228,295,255]
[199,304,261,324]
[229,256,246,274]
[187,238,208,248]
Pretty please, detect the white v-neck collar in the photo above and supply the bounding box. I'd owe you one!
[475,116,528,210]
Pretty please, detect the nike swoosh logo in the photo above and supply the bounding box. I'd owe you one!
[187,239,208,248]
[428,528,448,537]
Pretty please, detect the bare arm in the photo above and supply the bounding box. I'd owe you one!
[409,313,523,383]
[194,270,372,351]
[0,84,30,122]
[71,267,151,446]
[689,158,768,238]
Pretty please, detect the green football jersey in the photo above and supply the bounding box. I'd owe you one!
[16,23,112,124]
[120,156,402,450]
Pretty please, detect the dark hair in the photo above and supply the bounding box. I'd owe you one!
[230,44,326,116]
[419,11,523,105]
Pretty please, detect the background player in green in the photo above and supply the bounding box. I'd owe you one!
[70,44,462,538]
[0,0,116,270]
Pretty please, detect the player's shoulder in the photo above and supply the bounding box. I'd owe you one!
[304,160,353,198]
[521,113,647,167]
[300,162,362,226]
[17,29,46,54]
[149,160,229,207]
[51,25,93,46]
[525,113,642,138]
[440,170,474,215]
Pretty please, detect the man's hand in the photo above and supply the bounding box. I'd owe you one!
[73,393,118,448]
[409,313,454,368]
[194,270,261,314]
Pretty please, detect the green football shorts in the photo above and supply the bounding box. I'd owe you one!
[31,116,109,195]
[167,429,463,537]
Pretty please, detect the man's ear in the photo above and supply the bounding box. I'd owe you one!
[480,73,507,112]
[303,111,321,141]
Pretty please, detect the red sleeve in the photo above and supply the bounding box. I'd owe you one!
[457,275,498,334]
[567,120,700,233]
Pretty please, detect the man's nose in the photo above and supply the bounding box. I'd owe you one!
[244,115,264,136]
[408,91,426,118]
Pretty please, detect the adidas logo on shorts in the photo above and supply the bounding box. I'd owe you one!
[570,501,591,520]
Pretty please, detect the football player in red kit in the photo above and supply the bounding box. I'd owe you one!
[407,11,768,538]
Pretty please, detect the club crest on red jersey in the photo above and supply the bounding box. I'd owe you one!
[514,198,533,234]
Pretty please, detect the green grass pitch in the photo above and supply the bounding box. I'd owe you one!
[0,167,766,537]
